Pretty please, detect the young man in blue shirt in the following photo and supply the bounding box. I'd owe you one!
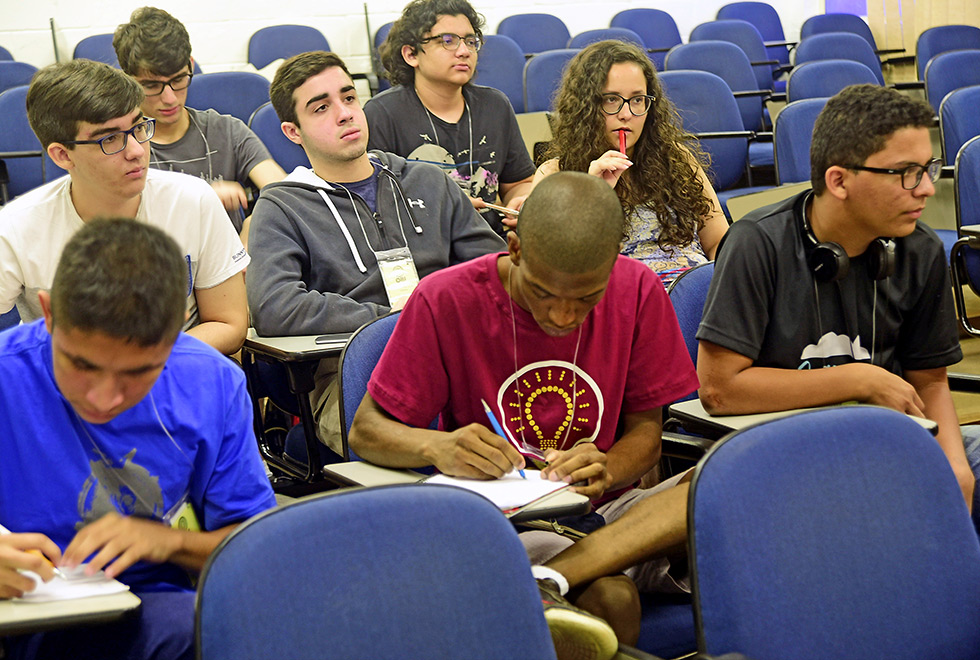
[0,219,275,660]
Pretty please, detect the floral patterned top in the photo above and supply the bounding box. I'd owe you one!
[620,205,708,288]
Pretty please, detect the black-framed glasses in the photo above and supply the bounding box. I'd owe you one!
[139,72,194,97]
[419,33,482,52]
[600,93,656,116]
[64,118,156,155]
[845,158,943,190]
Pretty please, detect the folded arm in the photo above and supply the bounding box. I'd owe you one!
[697,340,928,416]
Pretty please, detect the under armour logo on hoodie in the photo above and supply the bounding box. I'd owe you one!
[407,198,426,209]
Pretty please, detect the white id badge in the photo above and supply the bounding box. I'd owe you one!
[376,247,420,310]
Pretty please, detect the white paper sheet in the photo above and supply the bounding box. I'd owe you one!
[425,469,569,511]
[17,566,130,603]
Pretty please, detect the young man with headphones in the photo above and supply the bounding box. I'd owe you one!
[697,84,976,518]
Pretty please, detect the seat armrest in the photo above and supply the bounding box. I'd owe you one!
[949,372,980,393]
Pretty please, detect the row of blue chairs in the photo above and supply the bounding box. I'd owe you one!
[196,401,980,660]
[69,24,329,73]
[236,214,980,656]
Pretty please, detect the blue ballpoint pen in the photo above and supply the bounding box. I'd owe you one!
[480,398,526,479]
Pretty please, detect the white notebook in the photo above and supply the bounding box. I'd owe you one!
[18,566,130,603]
[425,470,570,512]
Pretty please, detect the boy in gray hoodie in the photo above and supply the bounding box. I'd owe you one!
[246,50,504,456]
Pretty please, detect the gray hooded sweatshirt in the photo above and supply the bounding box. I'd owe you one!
[246,150,505,335]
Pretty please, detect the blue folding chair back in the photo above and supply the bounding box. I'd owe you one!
[568,28,644,50]
[773,97,827,185]
[472,34,526,112]
[940,84,980,164]
[951,135,980,315]
[0,61,36,96]
[716,2,790,67]
[610,8,682,71]
[658,70,748,192]
[690,19,773,92]
[0,308,19,332]
[248,102,310,173]
[800,13,878,50]
[523,48,578,113]
[248,24,330,70]
[196,485,558,660]
[185,71,270,124]
[916,24,980,81]
[659,69,772,216]
[785,59,879,102]
[666,262,714,401]
[337,312,400,459]
[73,34,119,67]
[0,85,59,202]
[497,13,570,55]
[924,49,980,112]
[665,40,766,131]
[689,406,980,660]
[795,32,885,85]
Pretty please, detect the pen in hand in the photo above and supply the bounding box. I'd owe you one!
[480,398,526,479]
[0,523,67,580]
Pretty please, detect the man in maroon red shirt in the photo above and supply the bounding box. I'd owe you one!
[351,171,699,656]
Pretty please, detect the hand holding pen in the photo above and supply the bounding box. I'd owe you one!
[0,524,65,599]
[481,399,527,479]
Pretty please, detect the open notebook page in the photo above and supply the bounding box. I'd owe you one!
[17,566,130,603]
[424,470,569,511]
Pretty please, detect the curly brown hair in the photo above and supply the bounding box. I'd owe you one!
[546,40,712,249]
[379,0,485,88]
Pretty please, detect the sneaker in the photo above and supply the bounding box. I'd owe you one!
[537,578,619,660]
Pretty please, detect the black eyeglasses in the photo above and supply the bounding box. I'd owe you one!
[845,158,943,190]
[419,33,482,52]
[138,72,194,97]
[600,93,656,116]
[64,118,156,155]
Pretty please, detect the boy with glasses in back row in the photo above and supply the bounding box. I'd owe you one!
[0,59,249,356]
[113,6,286,234]
[367,0,535,235]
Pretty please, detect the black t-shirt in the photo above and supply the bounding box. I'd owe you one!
[364,84,535,234]
[697,191,962,375]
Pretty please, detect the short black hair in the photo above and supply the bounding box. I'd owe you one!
[50,218,187,346]
[811,84,936,194]
[518,172,624,274]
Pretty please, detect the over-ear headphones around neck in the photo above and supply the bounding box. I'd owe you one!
[799,192,896,282]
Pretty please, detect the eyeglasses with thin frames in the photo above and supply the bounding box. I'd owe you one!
[419,33,482,52]
[600,93,656,116]
[845,158,943,190]
[63,118,156,156]
[138,72,194,97]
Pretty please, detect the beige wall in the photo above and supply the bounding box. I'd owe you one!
[0,0,820,74]
[869,0,980,57]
